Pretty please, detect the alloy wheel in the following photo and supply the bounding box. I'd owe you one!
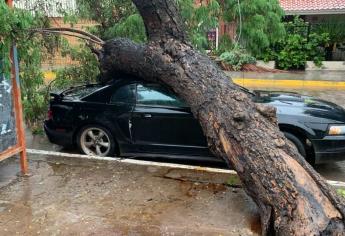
[80,127,111,156]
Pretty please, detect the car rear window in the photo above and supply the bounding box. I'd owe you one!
[63,85,102,99]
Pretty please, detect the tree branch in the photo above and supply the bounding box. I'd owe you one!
[31,29,104,45]
[30,27,104,44]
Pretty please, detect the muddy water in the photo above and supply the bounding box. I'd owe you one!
[0,155,259,235]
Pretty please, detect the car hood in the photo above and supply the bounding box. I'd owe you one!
[254,91,345,123]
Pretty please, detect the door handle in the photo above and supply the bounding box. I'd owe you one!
[143,114,152,118]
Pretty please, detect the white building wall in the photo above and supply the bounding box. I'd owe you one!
[14,0,77,17]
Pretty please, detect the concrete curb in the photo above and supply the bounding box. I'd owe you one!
[27,148,345,188]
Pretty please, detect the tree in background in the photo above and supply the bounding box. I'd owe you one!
[220,0,285,56]
[76,0,221,49]
[76,0,144,42]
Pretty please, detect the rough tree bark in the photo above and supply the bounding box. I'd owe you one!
[98,0,345,235]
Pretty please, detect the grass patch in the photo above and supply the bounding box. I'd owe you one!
[225,175,241,187]
[337,188,345,198]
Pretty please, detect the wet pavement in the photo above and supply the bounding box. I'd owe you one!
[0,155,259,236]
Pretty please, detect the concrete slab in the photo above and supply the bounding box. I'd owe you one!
[0,155,260,236]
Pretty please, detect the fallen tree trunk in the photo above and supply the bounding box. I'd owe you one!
[98,0,345,235]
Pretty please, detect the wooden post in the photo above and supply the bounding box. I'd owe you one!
[6,0,28,174]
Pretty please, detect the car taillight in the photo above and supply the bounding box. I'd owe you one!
[47,109,53,120]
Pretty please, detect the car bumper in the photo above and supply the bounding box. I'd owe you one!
[312,135,345,164]
[44,120,74,147]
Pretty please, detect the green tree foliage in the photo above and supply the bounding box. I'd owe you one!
[0,1,55,131]
[76,0,221,49]
[264,17,330,70]
[313,16,345,47]
[76,0,144,41]
[312,16,345,60]
[55,0,222,91]
[178,0,220,50]
[53,40,99,89]
[221,0,285,56]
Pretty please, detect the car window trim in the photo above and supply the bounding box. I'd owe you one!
[135,103,189,110]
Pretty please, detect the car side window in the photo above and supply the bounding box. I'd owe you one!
[136,84,186,107]
[110,84,136,104]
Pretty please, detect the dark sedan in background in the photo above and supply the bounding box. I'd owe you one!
[44,76,345,165]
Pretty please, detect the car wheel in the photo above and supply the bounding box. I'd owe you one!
[77,125,116,157]
[283,132,307,158]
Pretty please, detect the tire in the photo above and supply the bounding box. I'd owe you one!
[77,125,116,157]
[283,132,307,158]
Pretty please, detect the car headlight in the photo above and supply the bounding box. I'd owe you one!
[328,125,345,135]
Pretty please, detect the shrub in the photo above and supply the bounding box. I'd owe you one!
[219,47,256,71]
[262,17,330,70]
[276,33,329,70]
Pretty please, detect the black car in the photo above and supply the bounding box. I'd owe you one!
[44,77,345,165]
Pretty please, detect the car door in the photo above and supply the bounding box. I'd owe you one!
[131,83,209,156]
[103,83,137,153]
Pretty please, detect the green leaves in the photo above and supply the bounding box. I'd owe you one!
[75,0,145,42]
[338,188,345,198]
[103,13,146,42]
[219,47,256,71]
[177,0,220,50]
[221,0,285,56]
[54,40,99,88]
[0,1,55,131]
[268,17,330,70]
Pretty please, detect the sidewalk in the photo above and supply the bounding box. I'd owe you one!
[0,155,260,236]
